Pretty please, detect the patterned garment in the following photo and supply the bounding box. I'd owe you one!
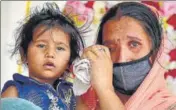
[2,73,76,110]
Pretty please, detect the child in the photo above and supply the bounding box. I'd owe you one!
[1,2,84,110]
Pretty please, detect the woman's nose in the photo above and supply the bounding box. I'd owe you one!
[114,48,131,63]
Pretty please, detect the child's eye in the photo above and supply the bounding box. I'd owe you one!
[37,44,46,48]
[56,47,65,51]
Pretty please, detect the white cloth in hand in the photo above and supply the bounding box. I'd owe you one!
[73,59,91,96]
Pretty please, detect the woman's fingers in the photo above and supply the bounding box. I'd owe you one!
[103,46,111,58]
[81,45,110,60]
[84,50,97,62]
[90,45,105,57]
[80,45,114,93]
[92,45,111,61]
[82,47,97,60]
[81,46,94,59]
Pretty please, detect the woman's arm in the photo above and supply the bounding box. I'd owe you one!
[76,92,124,110]
[1,86,18,98]
[97,89,125,110]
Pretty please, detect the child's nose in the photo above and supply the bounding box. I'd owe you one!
[45,47,55,58]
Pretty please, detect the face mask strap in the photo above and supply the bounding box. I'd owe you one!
[113,49,154,66]
[113,51,153,95]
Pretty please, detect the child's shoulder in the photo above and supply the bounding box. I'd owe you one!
[1,86,18,98]
[1,73,28,97]
[2,73,26,93]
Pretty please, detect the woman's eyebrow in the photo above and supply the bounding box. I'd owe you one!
[127,35,142,41]
[103,40,114,45]
[103,39,120,45]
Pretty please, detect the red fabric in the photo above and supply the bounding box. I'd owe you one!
[85,1,95,9]
[165,69,176,78]
[164,48,176,78]
[167,14,176,30]
[141,1,160,11]
[169,48,176,62]
[81,87,98,110]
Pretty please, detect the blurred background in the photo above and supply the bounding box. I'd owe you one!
[1,1,176,94]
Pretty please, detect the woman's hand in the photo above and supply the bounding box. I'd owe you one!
[81,45,125,110]
[82,45,114,93]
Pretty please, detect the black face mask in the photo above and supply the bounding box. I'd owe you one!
[113,52,152,95]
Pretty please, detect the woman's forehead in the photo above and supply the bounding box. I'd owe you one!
[102,16,151,42]
[103,16,144,33]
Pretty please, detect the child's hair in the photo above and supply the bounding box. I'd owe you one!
[11,2,85,65]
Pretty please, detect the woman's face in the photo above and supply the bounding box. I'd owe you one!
[103,16,152,63]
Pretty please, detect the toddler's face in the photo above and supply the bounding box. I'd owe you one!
[27,26,71,84]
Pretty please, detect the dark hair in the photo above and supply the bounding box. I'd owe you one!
[97,2,162,52]
[12,2,84,65]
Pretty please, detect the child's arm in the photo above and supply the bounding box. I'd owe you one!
[1,86,18,98]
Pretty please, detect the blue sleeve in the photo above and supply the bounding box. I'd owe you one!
[1,80,22,96]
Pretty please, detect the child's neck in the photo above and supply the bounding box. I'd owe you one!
[29,75,55,85]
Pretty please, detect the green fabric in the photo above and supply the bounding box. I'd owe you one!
[1,98,42,110]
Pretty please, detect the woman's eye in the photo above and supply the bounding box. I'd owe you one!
[56,47,65,51]
[129,41,140,48]
[107,47,116,52]
[108,47,114,52]
[37,44,45,48]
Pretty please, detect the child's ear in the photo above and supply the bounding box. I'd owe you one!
[19,47,27,64]
[64,66,72,73]
[68,65,73,72]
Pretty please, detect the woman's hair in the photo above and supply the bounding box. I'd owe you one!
[97,2,162,52]
[12,2,84,65]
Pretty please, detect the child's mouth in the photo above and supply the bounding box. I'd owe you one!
[43,62,55,69]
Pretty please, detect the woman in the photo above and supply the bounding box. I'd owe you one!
[76,2,176,110]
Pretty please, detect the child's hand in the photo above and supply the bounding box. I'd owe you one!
[81,45,114,94]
